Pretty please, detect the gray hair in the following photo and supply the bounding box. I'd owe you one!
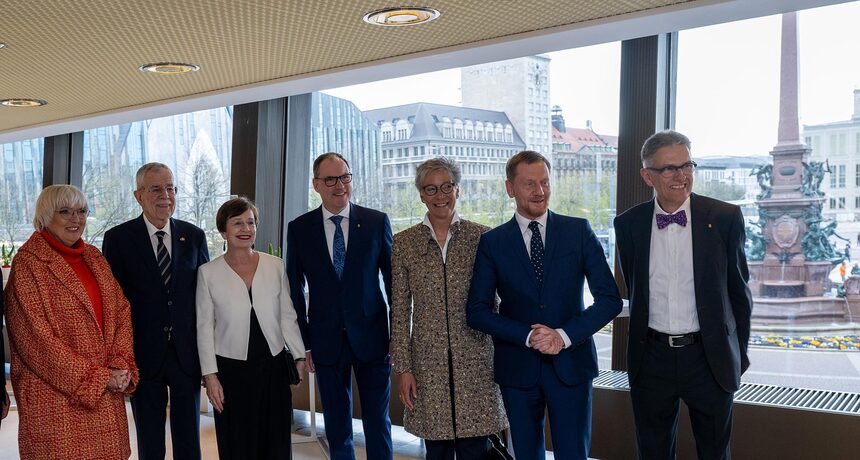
[135,162,173,189]
[641,130,691,165]
[414,157,462,191]
[33,185,88,230]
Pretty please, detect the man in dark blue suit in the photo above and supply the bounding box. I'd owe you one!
[614,131,752,459]
[287,152,393,460]
[103,162,209,460]
[467,150,622,459]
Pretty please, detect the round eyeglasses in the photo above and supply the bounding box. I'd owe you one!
[422,182,456,196]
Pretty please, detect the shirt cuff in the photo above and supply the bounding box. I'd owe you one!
[556,328,572,349]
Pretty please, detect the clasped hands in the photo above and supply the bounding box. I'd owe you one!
[107,368,130,393]
[529,324,565,355]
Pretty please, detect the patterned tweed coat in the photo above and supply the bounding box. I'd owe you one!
[391,219,508,440]
[4,231,138,459]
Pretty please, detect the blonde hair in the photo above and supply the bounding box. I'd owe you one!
[33,185,88,231]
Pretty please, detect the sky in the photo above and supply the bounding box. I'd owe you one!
[323,1,860,158]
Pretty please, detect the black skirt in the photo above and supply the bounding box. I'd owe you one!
[214,306,292,459]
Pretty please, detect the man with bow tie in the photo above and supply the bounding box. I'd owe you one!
[614,130,752,459]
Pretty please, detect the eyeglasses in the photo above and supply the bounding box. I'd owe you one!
[422,182,456,196]
[56,207,89,220]
[142,185,178,195]
[645,161,697,178]
[315,174,353,187]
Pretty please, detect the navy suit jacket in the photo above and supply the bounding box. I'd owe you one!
[286,204,393,366]
[467,212,622,389]
[103,215,209,378]
[613,194,753,392]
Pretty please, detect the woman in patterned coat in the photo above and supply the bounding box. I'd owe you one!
[4,185,138,459]
[391,158,507,459]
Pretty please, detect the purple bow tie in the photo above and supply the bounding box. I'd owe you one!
[656,210,687,229]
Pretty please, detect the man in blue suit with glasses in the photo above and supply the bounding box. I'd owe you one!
[287,152,394,460]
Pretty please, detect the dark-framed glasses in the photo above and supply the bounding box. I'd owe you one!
[57,207,89,220]
[143,185,178,195]
[422,182,456,196]
[316,173,353,187]
[646,161,697,178]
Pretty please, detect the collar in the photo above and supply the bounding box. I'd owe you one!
[654,196,691,217]
[142,214,171,237]
[422,210,460,234]
[322,202,351,221]
[514,210,548,234]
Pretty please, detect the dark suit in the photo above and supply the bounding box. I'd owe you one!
[467,212,621,459]
[103,215,209,460]
[287,203,393,460]
[614,194,753,459]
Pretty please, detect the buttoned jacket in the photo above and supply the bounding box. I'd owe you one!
[391,219,507,440]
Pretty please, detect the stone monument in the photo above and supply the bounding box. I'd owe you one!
[747,12,853,325]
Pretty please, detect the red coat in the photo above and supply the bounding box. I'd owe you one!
[4,231,138,459]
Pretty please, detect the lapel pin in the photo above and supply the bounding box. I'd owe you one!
[357,224,361,228]
[179,236,186,241]
[708,224,712,229]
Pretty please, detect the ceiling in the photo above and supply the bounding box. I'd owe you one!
[0,0,846,142]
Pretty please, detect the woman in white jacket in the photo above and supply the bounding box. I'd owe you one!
[196,197,306,459]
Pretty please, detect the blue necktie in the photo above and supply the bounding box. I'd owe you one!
[330,215,345,279]
[528,221,544,285]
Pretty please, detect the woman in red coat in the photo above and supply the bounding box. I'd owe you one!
[4,184,138,459]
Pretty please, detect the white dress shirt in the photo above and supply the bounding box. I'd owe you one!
[142,214,171,258]
[648,196,700,334]
[513,211,571,349]
[322,203,350,262]
[422,211,461,263]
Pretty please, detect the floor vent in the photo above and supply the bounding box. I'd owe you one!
[734,383,860,415]
[593,369,860,416]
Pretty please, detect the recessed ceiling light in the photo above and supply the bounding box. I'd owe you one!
[0,98,47,107]
[363,7,440,27]
[138,62,200,74]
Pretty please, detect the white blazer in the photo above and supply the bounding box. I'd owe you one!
[196,251,306,376]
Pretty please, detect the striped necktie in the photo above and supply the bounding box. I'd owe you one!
[155,231,172,288]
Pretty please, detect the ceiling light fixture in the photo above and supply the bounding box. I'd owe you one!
[363,7,440,27]
[0,98,47,107]
[138,62,200,74]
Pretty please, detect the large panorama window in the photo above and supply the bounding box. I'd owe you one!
[0,138,44,260]
[677,2,860,392]
[319,42,621,369]
[81,107,233,255]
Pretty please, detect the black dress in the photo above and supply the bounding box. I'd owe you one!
[214,288,292,459]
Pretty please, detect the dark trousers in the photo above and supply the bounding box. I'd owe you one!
[314,335,393,460]
[131,342,202,460]
[500,358,592,460]
[425,435,490,460]
[630,338,734,460]
[214,351,292,459]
